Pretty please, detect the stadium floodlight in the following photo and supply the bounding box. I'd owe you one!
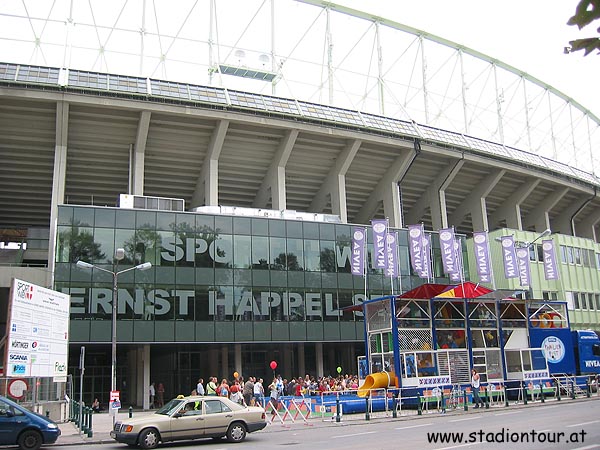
[76,250,152,425]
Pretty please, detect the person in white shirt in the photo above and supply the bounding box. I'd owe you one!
[148,382,156,409]
[196,378,205,396]
[471,369,483,409]
[253,378,264,406]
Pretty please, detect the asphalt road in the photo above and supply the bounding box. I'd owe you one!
[56,400,600,450]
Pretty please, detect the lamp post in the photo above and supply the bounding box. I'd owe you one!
[76,249,151,423]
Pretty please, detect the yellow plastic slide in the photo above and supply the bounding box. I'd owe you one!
[357,371,396,397]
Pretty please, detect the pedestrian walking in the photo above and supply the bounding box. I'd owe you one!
[196,378,205,396]
[471,369,483,408]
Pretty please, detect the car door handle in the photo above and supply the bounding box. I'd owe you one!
[225,414,233,418]
[196,417,204,421]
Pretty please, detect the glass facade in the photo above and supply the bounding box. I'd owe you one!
[56,205,466,344]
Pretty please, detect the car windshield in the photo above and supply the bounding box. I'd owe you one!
[156,398,184,416]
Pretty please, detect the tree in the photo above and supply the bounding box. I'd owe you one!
[567,0,600,55]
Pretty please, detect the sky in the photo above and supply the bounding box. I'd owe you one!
[337,0,600,118]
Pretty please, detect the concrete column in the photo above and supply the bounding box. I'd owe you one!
[254,129,297,209]
[354,148,415,225]
[220,345,229,380]
[282,344,292,379]
[191,120,229,208]
[309,139,360,223]
[132,111,151,195]
[552,194,595,236]
[47,101,69,286]
[404,159,463,230]
[522,187,569,232]
[315,343,324,378]
[448,169,504,231]
[234,344,242,378]
[577,209,600,241]
[141,345,150,409]
[208,348,219,379]
[298,343,306,377]
[489,178,539,230]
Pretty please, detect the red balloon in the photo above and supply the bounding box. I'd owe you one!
[270,360,277,370]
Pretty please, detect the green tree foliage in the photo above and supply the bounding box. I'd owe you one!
[568,0,600,55]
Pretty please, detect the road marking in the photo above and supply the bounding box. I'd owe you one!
[449,416,481,422]
[432,443,476,450]
[566,420,600,428]
[395,422,433,430]
[494,411,522,416]
[331,431,377,439]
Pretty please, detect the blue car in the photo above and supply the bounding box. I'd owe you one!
[0,395,61,450]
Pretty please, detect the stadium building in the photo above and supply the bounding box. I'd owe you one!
[1,0,600,407]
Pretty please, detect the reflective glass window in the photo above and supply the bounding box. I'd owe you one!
[94,228,115,264]
[320,240,336,272]
[270,237,286,270]
[252,236,269,269]
[233,235,251,268]
[286,239,304,271]
[304,240,320,271]
[213,234,233,268]
[94,208,116,228]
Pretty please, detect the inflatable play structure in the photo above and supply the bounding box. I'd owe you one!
[357,371,395,397]
[354,282,598,397]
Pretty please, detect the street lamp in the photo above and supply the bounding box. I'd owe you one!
[76,249,151,422]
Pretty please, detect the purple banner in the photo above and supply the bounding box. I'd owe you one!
[473,231,492,283]
[351,227,366,276]
[408,224,425,274]
[439,228,458,275]
[516,247,531,287]
[421,234,432,279]
[371,219,388,269]
[500,235,518,279]
[385,232,398,277]
[542,239,559,280]
[449,238,462,282]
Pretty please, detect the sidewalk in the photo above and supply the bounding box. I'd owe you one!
[52,397,598,446]
[55,409,156,446]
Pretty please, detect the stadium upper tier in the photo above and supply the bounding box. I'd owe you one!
[0,0,598,177]
[0,61,597,189]
[1,60,600,241]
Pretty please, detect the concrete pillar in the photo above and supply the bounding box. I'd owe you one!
[298,343,306,378]
[234,344,242,378]
[316,343,324,378]
[309,139,360,223]
[448,169,504,231]
[354,148,415,225]
[522,187,569,232]
[254,129,297,209]
[47,101,69,286]
[208,348,219,380]
[220,345,229,380]
[132,111,151,195]
[489,178,539,230]
[141,345,150,409]
[404,159,463,230]
[191,120,229,208]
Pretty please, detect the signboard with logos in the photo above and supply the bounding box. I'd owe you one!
[5,278,70,380]
[110,390,121,412]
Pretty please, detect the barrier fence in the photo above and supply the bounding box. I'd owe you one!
[256,374,599,425]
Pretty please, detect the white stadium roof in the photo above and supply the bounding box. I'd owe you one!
[1,0,599,237]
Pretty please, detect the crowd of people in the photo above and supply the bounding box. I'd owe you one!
[185,374,361,406]
[146,374,362,410]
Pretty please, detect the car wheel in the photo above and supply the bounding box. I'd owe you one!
[138,428,160,449]
[226,422,247,443]
[17,430,42,450]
